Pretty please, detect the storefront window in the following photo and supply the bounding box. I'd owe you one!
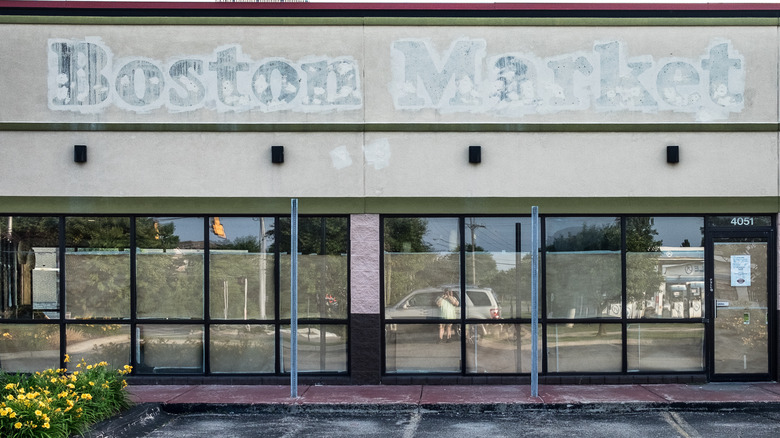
[136,217,204,319]
[0,216,59,320]
[280,324,347,373]
[383,215,714,376]
[279,217,349,320]
[465,323,540,373]
[65,217,131,319]
[627,323,705,372]
[384,217,460,320]
[0,323,59,372]
[66,324,131,370]
[210,324,275,373]
[385,323,460,373]
[209,217,275,320]
[545,217,621,319]
[547,323,622,372]
[0,214,348,376]
[464,217,532,319]
[626,217,704,319]
[137,324,204,374]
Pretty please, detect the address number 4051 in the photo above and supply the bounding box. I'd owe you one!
[730,217,755,226]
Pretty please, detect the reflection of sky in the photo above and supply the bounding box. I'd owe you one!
[152,217,275,249]
[545,217,618,245]
[159,215,703,255]
[651,217,704,248]
[423,217,534,253]
[422,217,534,271]
[544,216,703,248]
[421,216,705,272]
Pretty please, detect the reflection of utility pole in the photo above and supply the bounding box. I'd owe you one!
[466,219,485,286]
[259,218,267,320]
[515,223,522,370]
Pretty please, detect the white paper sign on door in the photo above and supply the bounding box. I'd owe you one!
[730,255,751,287]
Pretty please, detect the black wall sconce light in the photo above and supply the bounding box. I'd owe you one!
[271,145,284,164]
[74,145,87,163]
[469,145,482,164]
[666,145,679,164]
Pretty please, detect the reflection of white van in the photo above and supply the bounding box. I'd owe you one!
[385,286,501,320]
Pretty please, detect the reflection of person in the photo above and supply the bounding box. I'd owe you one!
[436,288,460,343]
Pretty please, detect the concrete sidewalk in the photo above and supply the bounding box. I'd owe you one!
[83,383,780,437]
[127,382,780,410]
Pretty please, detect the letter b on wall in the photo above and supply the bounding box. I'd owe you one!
[49,39,111,111]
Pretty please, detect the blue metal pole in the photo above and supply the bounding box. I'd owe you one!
[291,199,299,398]
[531,206,539,397]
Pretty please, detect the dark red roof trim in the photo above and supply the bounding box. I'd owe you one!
[2,1,780,17]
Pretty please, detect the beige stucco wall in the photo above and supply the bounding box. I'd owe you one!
[362,132,779,198]
[0,23,776,124]
[0,131,775,201]
[0,20,778,212]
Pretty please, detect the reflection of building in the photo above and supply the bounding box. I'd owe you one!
[658,247,704,319]
[0,3,777,384]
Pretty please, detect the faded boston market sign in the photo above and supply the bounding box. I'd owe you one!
[48,38,363,114]
[390,38,745,121]
[47,36,745,120]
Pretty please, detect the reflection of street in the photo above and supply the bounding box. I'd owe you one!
[386,325,461,372]
[279,327,347,373]
[0,349,58,372]
[386,324,539,374]
[715,309,769,374]
[627,325,704,372]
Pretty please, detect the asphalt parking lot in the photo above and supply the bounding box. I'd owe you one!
[89,405,780,438]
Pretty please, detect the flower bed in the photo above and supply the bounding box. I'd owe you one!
[0,355,131,437]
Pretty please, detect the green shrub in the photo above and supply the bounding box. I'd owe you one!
[0,355,131,437]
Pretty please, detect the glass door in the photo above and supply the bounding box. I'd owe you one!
[710,235,771,379]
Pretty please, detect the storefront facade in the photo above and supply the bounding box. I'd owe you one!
[0,2,778,384]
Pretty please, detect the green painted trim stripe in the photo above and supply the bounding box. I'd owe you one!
[364,197,780,215]
[0,196,776,215]
[1,122,777,133]
[0,15,778,27]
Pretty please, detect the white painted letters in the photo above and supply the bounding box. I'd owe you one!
[47,37,745,120]
[48,39,362,114]
[390,38,745,120]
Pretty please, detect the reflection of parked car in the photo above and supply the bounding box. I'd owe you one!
[385,286,501,320]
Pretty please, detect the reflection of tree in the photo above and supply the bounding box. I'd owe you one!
[382,218,462,306]
[625,217,664,316]
[384,218,431,306]
[134,218,182,251]
[66,217,130,250]
[545,220,621,320]
[65,218,132,318]
[464,247,498,287]
[67,253,130,318]
[136,253,204,318]
[274,217,349,319]
[384,218,431,253]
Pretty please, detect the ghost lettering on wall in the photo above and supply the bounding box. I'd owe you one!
[48,38,362,114]
[389,38,745,121]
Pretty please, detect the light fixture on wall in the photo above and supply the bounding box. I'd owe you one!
[469,145,481,164]
[271,145,284,164]
[74,145,87,163]
[667,145,679,164]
